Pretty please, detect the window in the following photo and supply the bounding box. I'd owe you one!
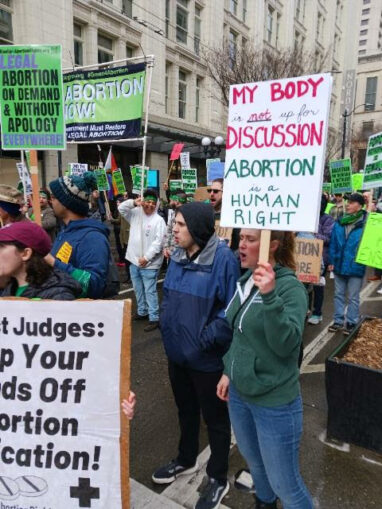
[359,39,367,46]
[165,0,170,38]
[73,23,83,66]
[126,45,134,58]
[362,121,374,137]
[194,5,201,55]
[365,77,377,110]
[229,30,237,65]
[360,29,368,35]
[276,13,281,48]
[165,62,170,114]
[230,0,238,16]
[122,0,132,17]
[267,6,274,44]
[243,0,247,22]
[363,0,371,4]
[358,49,366,55]
[98,33,113,64]
[361,18,369,25]
[195,76,201,122]
[176,2,188,44]
[178,70,187,119]
[0,7,12,44]
[362,8,370,15]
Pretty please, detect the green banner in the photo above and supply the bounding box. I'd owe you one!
[181,168,197,194]
[131,166,148,194]
[352,172,364,191]
[322,183,331,194]
[329,159,352,194]
[94,168,109,192]
[0,45,65,150]
[169,180,183,192]
[356,213,382,269]
[363,131,382,189]
[112,169,126,194]
[64,63,145,142]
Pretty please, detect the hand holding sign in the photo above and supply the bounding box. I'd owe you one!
[253,262,276,295]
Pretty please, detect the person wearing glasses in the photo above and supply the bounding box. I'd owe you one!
[208,178,240,251]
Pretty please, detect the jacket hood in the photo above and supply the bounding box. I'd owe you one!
[63,218,110,238]
[171,234,219,267]
[39,269,83,297]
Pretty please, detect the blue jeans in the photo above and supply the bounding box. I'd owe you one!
[333,274,363,326]
[130,265,160,321]
[228,385,313,509]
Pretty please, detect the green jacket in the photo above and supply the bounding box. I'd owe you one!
[223,265,308,407]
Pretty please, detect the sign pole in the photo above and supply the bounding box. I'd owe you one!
[259,229,271,263]
[20,150,28,210]
[140,59,154,198]
[29,150,42,225]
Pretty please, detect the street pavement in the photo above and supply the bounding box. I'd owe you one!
[116,272,382,508]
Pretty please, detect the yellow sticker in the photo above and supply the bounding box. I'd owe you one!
[56,241,73,264]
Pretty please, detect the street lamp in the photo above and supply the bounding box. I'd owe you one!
[341,103,372,158]
[201,136,225,157]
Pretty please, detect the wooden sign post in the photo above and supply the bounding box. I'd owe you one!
[259,229,271,263]
[29,149,42,225]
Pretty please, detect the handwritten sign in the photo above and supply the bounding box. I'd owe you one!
[329,159,352,194]
[130,165,148,194]
[180,152,190,170]
[0,300,131,508]
[16,163,32,194]
[194,186,210,202]
[112,168,126,194]
[220,73,332,232]
[170,143,184,161]
[322,182,332,194]
[181,168,197,194]
[69,163,88,177]
[363,131,382,189]
[169,179,183,192]
[295,237,323,283]
[356,213,382,269]
[215,219,233,246]
[94,168,109,192]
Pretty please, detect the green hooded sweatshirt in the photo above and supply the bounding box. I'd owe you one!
[223,265,308,407]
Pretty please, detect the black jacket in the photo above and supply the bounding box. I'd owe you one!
[1,269,82,300]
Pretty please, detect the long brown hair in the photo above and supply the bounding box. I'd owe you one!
[271,231,296,271]
[1,241,53,286]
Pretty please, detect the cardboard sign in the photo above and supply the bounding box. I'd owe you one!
[352,172,364,191]
[0,300,131,508]
[322,182,331,194]
[170,143,184,161]
[69,163,88,177]
[16,163,32,194]
[0,45,65,150]
[94,168,109,192]
[112,169,126,194]
[194,186,210,202]
[181,168,197,194]
[329,159,352,194]
[180,152,190,170]
[221,73,332,232]
[356,213,382,269]
[64,63,146,142]
[363,131,382,189]
[215,219,233,246]
[169,180,183,192]
[295,237,323,283]
[130,165,148,194]
[206,158,221,185]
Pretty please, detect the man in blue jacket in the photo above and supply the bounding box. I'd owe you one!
[328,193,367,335]
[152,202,240,509]
[44,172,110,299]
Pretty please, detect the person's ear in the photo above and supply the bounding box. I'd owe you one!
[269,239,280,255]
[20,247,33,262]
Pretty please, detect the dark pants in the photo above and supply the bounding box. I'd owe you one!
[310,265,328,317]
[168,361,231,482]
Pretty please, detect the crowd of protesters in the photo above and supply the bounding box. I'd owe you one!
[0,170,381,509]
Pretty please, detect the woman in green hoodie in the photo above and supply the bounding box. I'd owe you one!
[217,229,312,509]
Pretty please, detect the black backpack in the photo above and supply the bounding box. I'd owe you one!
[102,252,121,298]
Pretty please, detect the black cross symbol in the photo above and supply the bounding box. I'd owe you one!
[70,478,100,508]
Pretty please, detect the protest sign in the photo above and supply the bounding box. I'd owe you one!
[16,162,32,195]
[130,166,148,194]
[208,161,225,183]
[0,299,131,508]
[206,158,221,185]
[194,186,210,202]
[352,172,364,191]
[64,63,145,143]
[170,143,184,161]
[112,169,126,194]
[0,45,65,150]
[363,131,382,189]
[322,182,331,194]
[94,168,110,192]
[295,237,323,283]
[329,159,352,194]
[356,213,382,269]
[220,73,332,232]
[69,163,88,177]
[181,168,197,194]
[169,179,183,192]
[180,152,190,170]
[215,220,233,246]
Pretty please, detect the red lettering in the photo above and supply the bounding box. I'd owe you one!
[233,87,246,105]
[297,80,309,97]
[308,76,324,97]
[232,85,258,104]
[270,82,283,101]
[226,126,238,149]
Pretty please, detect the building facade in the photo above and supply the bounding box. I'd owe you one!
[0,0,361,187]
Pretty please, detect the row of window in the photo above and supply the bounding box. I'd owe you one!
[166,65,203,122]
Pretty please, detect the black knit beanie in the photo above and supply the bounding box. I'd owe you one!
[177,202,215,249]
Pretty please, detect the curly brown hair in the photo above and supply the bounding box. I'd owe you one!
[270,231,296,271]
[2,241,53,286]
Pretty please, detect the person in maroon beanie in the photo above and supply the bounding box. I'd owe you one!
[0,222,81,300]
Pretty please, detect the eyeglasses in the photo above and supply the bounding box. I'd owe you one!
[207,188,222,194]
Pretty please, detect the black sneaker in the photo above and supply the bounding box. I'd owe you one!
[152,459,198,484]
[195,478,229,509]
[328,322,343,333]
[343,323,356,336]
[133,313,149,321]
[144,321,159,332]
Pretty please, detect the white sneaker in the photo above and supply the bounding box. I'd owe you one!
[308,315,323,325]
[377,287,382,295]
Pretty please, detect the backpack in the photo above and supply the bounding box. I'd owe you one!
[102,252,121,298]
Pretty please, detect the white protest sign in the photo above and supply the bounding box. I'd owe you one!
[0,300,131,509]
[16,162,32,195]
[221,73,332,232]
[363,131,382,189]
[180,152,190,170]
[69,163,88,177]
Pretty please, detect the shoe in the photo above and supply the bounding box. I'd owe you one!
[255,495,278,509]
[308,315,323,325]
[133,313,149,321]
[328,322,343,333]
[144,321,159,332]
[152,459,198,485]
[343,323,356,336]
[195,478,229,509]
